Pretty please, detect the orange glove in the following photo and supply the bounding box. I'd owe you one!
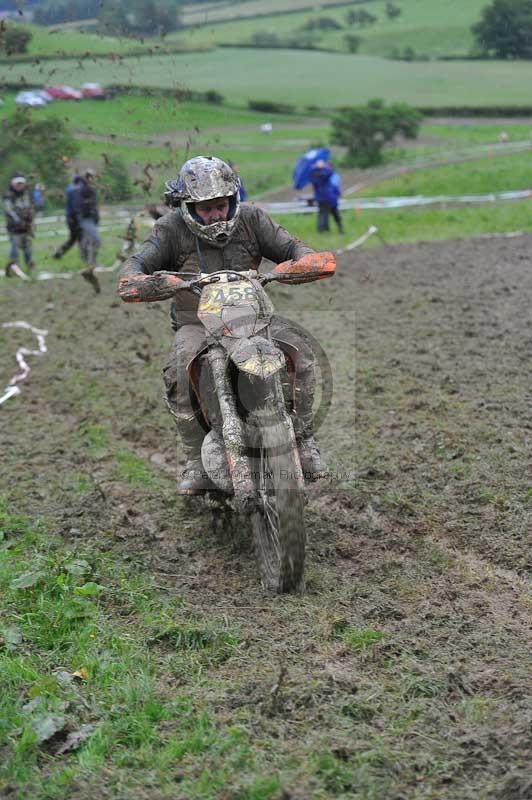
[118,271,188,303]
[272,251,336,284]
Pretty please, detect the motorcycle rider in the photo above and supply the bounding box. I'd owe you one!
[118,156,335,494]
[4,175,36,277]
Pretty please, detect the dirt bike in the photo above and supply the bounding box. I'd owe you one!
[172,252,335,593]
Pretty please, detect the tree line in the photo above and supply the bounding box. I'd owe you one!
[33,0,184,36]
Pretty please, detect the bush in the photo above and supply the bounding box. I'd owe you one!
[472,0,532,58]
[346,10,377,27]
[0,25,32,55]
[345,34,362,53]
[204,89,224,105]
[331,98,422,167]
[248,99,296,114]
[251,31,280,47]
[99,156,132,202]
[302,16,343,31]
[0,110,78,205]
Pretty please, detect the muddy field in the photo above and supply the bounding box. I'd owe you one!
[1,233,531,798]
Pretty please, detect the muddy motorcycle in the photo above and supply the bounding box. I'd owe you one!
[173,253,334,593]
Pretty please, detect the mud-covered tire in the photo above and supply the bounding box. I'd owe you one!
[249,409,306,593]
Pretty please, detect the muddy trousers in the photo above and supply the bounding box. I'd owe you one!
[78,219,100,267]
[163,317,317,459]
[55,215,81,257]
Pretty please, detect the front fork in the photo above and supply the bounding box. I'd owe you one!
[206,342,306,506]
[206,344,256,510]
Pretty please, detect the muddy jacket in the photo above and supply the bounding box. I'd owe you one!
[3,188,34,234]
[119,204,314,327]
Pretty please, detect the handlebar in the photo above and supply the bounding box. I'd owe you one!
[166,269,277,295]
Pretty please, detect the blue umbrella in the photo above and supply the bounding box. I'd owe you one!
[292,147,330,190]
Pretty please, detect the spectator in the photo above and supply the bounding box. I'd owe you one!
[3,175,36,277]
[228,161,247,201]
[309,159,343,234]
[53,176,82,260]
[32,183,45,211]
[73,169,101,293]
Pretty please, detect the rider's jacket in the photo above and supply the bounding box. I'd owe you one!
[120,204,314,327]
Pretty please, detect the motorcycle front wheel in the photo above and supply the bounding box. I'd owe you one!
[249,407,306,593]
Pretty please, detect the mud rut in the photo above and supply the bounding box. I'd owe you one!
[1,234,531,798]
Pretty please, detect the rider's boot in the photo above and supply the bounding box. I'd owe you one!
[293,369,328,481]
[175,415,212,495]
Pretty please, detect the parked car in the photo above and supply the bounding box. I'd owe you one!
[38,89,54,103]
[15,90,48,107]
[81,82,106,99]
[44,85,83,101]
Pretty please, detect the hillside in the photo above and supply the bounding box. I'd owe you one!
[181,0,488,58]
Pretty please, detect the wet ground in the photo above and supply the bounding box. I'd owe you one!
[1,233,531,798]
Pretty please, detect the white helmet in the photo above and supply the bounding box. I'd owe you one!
[165,156,240,247]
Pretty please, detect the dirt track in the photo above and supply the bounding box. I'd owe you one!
[1,234,531,798]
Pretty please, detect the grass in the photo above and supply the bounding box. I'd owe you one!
[0,499,252,798]
[272,200,532,250]
[0,94,300,138]
[361,149,532,197]
[6,49,532,109]
[424,122,532,146]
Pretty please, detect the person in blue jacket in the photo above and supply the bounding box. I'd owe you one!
[309,159,343,234]
[53,176,82,259]
[229,161,247,201]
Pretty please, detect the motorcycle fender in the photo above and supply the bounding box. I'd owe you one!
[229,336,284,378]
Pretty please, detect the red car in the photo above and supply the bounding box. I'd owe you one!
[44,85,83,101]
[81,83,106,100]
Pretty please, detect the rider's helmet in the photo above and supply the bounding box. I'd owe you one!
[164,156,240,247]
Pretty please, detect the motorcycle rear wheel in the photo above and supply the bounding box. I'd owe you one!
[249,409,306,593]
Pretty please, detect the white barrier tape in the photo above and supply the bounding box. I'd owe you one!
[261,187,532,215]
[0,322,48,407]
[336,226,378,254]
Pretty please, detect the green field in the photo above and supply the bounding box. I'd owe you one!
[182,0,487,58]
[361,150,532,197]
[5,49,532,110]
[181,0,357,26]
[0,0,487,61]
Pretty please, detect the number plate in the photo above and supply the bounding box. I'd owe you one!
[198,280,257,316]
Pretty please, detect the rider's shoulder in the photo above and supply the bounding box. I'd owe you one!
[239,202,270,225]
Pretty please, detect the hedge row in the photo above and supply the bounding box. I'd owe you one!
[0,42,211,66]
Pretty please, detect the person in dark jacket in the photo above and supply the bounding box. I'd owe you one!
[118,156,336,494]
[53,176,82,260]
[310,160,343,234]
[72,169,101,293]
[3,175,36,277]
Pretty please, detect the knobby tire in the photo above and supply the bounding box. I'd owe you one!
[249,408,306,593]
